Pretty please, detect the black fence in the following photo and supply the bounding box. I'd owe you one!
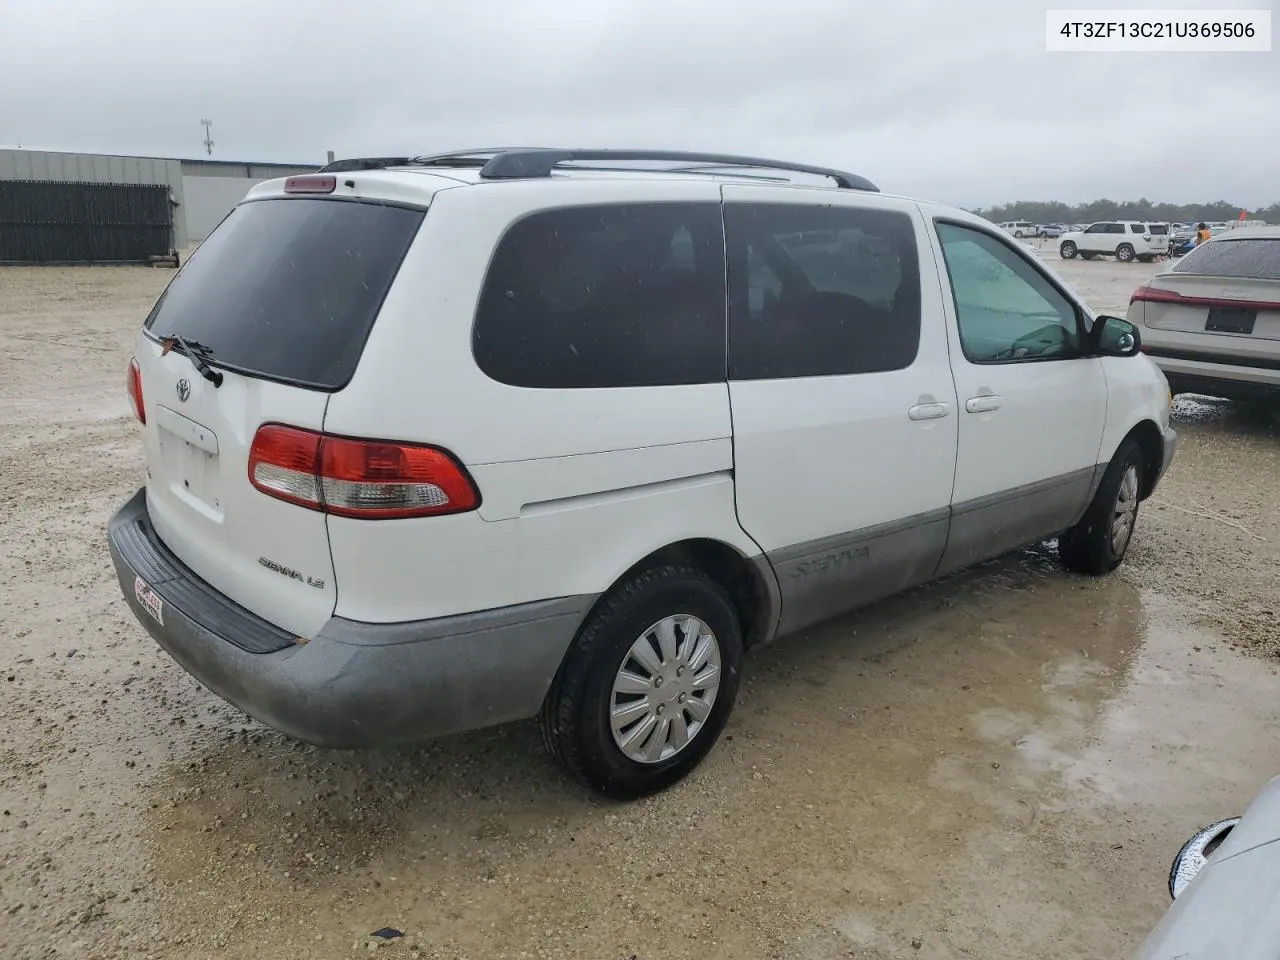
[0,179,174,264]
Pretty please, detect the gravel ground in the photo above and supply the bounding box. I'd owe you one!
[1,252,1279,960]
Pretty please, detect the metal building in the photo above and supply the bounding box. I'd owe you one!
[0,148,319,259]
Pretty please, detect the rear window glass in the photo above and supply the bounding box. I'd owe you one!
[473,203,726,389]
[145,198,424,390]
[1173,238,1280,279]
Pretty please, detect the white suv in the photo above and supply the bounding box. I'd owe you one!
[1060,221,1171,262]
[999,220,1037,238]
[108,149,1176,798]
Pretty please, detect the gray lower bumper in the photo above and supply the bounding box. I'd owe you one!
[1157,426,1177,488]
[107,488,593,748]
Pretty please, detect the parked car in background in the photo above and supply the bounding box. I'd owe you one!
[1135,774,1280,960]
[1128,227,1280,401]
[1170,227,1198,258]
[998,220,1037,238]
[1037,223,1066,238]
[104,147,1177,799]
[1059,222,1171,262]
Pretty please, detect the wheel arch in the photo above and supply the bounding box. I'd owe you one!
[579,538,781,652]
[1120,419,1164,499]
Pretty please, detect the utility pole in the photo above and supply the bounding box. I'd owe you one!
[200,119,214,156]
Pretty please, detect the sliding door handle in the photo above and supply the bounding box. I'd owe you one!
[965,395,1005,413]
[908,402,951,421]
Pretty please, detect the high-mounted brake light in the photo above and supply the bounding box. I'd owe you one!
[283,175,337,195]
[247,424,479,519]
[126,357,145,424]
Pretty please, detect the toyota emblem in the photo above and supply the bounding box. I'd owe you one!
[176,378,191,402]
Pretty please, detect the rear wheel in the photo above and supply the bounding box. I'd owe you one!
[1060,241,1078,259]
[1116,243,1136,262]
[539,564,743,799]
[1059,439,1144,575]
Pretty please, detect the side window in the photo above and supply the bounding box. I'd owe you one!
[1107,223,1126,235]
[725,203,921,380]
[1084,223,1102,234]
[935,223,1083,364]
[473,203,726,389]
[1129,224,1144,234]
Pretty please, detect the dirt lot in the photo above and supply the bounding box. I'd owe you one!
[2,253,1279,960]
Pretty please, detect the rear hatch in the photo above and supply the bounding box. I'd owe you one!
[135,192,424,638]
[1146,223,1170,251]
[1132,236,1280,357]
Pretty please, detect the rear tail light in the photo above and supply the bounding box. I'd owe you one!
[1131,285,1280,311]
[126,357,145,424]
[284,175,337,194]
[247,424,479,519]
[1131,284,1182,305]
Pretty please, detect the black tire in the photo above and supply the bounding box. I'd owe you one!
[1137,254,1154,263]
[1060,241,1078,259]
[1059,439,1144,576]
[1116,243,1136,262]
[539,564,743,799]
[1080,251,1095,261]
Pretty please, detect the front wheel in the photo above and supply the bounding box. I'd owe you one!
[539,564,743,799]
[1059,439,1144,575]
[1116,243,1136,262]
[1060,241,1078,259]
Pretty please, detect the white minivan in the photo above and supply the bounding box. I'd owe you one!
[109,149,1176,798]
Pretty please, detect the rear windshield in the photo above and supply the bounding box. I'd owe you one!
[1173,238,1280,280]
[1148,224,1169,235]
[145,198,424,390]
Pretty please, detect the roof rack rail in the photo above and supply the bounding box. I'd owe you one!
[317,157,412,173]
[474,149,879,192]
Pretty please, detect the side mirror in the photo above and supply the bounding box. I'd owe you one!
[1092,315,1142,357]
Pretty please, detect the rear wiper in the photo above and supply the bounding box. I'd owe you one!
[161,334,224,387]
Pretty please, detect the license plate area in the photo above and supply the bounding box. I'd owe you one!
[135,575,164,626]
[1206,307,1257,335]
[158,427,223,516]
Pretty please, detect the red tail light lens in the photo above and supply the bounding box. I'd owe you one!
[1131,284,1181,305]
[283,175,337,194]
[126,357,145,424]
[1131,284,1280,311]
[248,424,479,519]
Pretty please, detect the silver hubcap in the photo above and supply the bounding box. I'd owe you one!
[1111,465,1139,554]
[610,615,722,764]
[1118,247,1132,261]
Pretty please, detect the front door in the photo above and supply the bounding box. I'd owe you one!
[722,185,959,636]
[929,220,1108,574]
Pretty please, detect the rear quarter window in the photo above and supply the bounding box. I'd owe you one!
[472,203,727,389]
[1172,238,1280,279]
[145,198,424,390]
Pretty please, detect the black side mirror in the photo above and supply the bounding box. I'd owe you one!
[1092,315,1142,357]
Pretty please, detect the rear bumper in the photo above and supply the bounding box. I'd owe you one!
[1148,348,1280,399]
[107,488,594,748]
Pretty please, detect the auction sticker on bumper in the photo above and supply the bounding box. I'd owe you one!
[134,576,164,627]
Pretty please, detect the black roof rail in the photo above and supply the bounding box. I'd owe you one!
[474,149,879,192]
[317,157,411,173]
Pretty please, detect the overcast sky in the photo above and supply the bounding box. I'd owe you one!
[2,0,1276,208]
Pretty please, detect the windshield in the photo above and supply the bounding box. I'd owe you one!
[145,197,424,389]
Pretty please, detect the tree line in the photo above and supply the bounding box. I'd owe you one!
[974,198,1280,225]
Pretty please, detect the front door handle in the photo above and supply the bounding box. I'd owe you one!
[965,395,1005,414]
[908,402,951,421]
